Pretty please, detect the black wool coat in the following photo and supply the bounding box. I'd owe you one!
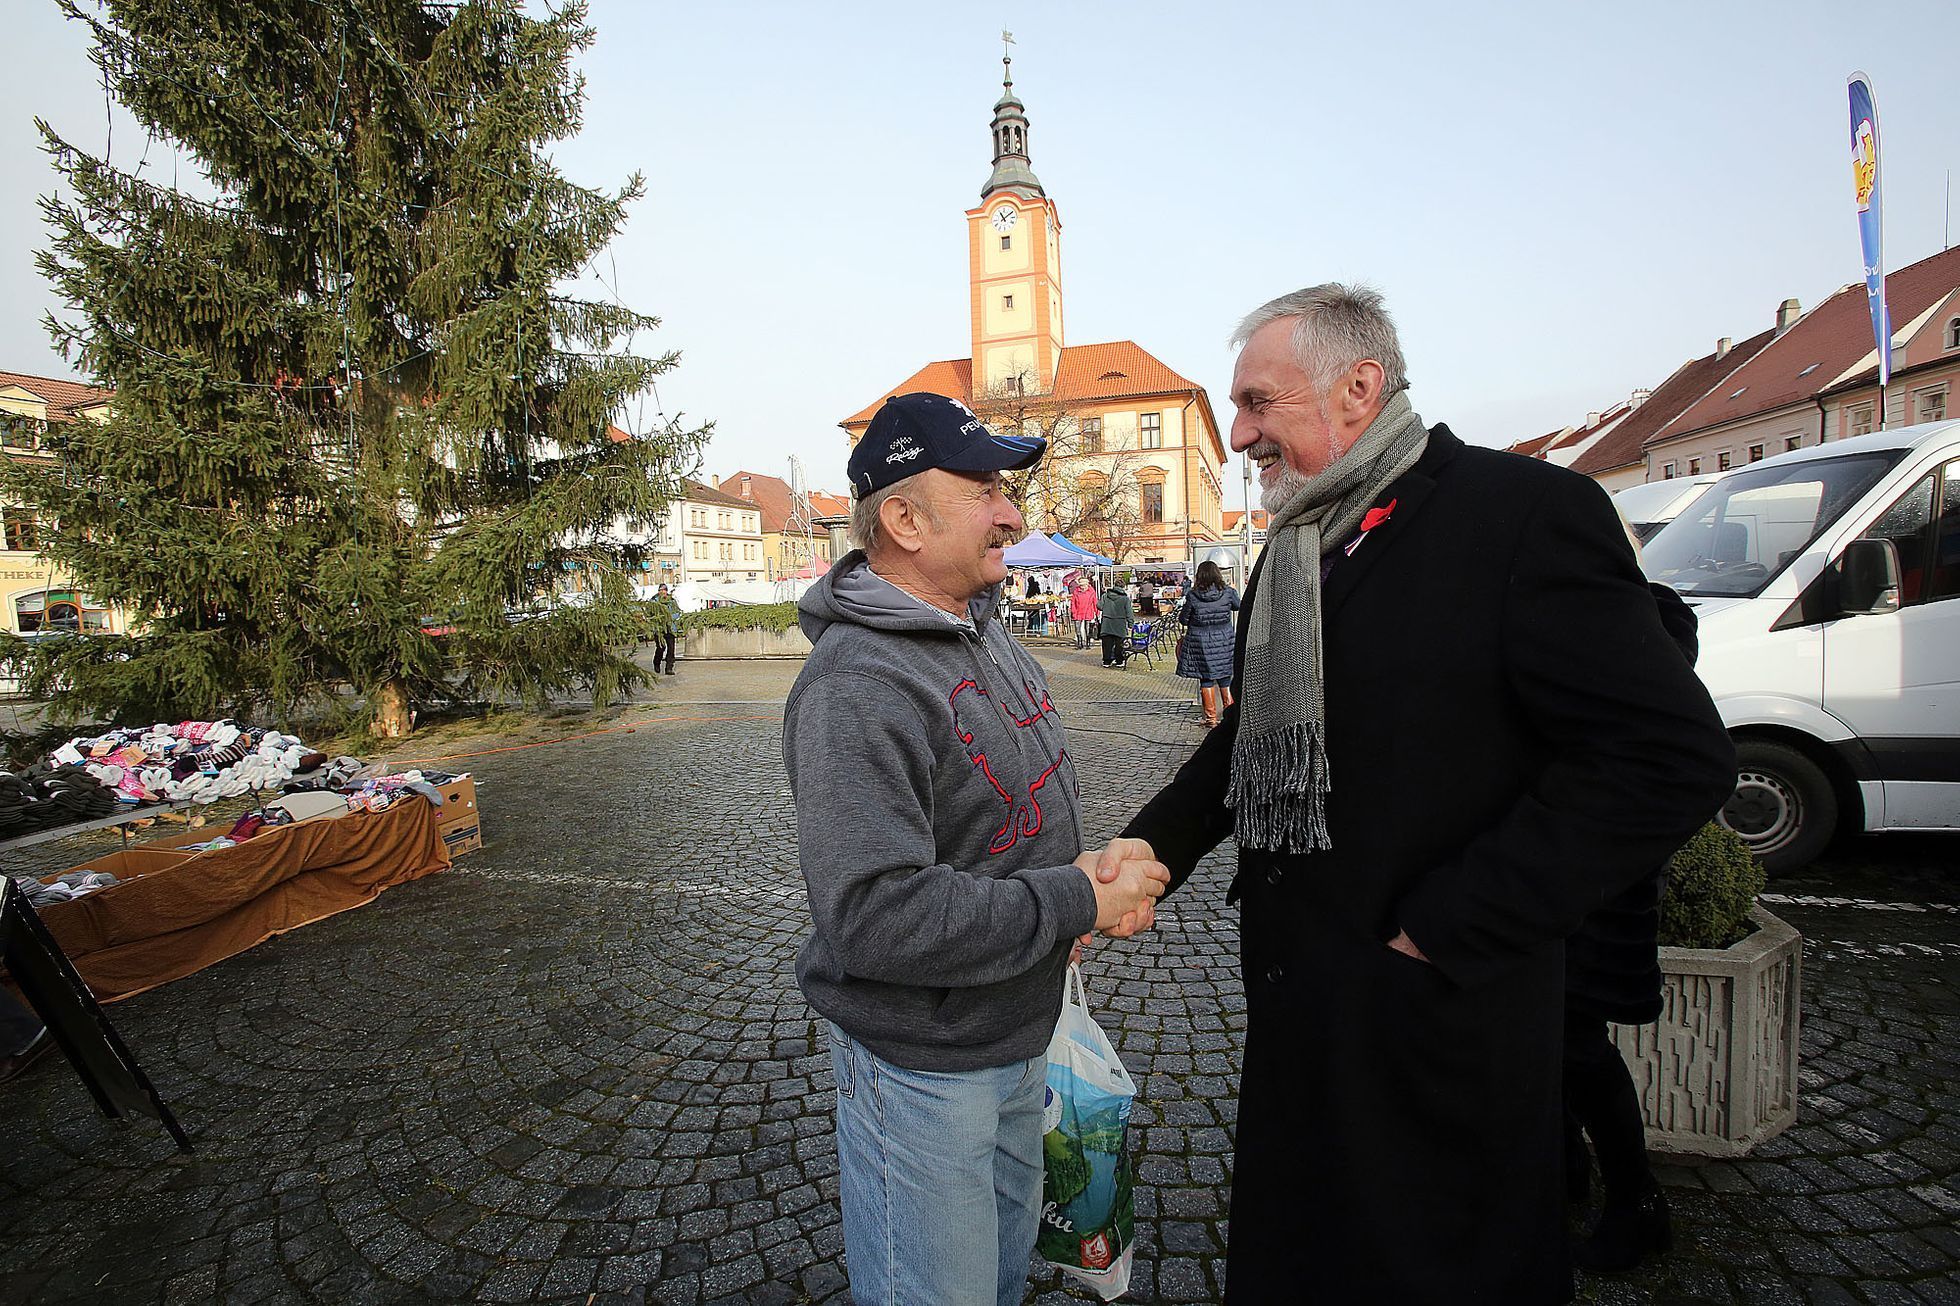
[1565,584,1703,1025]
[1123,429,1735,1303]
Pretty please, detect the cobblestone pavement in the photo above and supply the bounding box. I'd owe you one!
[1,650,1955,1304]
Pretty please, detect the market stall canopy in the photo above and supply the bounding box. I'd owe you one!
[1001,534,1084,566]
[1048,533,1114,566]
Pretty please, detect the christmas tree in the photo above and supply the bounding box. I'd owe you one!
[7,0,705,736]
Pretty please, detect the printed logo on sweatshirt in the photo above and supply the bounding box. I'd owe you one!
[948,677,1069,855]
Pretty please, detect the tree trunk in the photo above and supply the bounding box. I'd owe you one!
[373,678,413,738]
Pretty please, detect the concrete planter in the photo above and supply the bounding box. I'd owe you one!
[1610,904,1801,1158]
[679,626,812,660]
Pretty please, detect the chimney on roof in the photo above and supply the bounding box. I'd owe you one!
[738,476,752,498]
[1715,337,1733,360]
[1630,387,1652,407]
[1776,298,1801,333]
[711,474,721,489]
[1586,411,1601,427]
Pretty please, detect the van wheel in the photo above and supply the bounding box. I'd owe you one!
[1720,740,1837,874]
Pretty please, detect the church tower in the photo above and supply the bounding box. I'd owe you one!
[966,54,1064,396]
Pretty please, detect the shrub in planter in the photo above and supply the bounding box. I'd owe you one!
[1658,821,1764,950]
[679,602,801,635]
[1613,821,1798,1157]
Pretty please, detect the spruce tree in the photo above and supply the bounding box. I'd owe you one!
[8,0,704,735]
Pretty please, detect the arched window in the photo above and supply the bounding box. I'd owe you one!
[1946,316,1960,351]
[14,590,110,635]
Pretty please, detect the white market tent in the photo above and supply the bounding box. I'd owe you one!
[1000,533,1084,567]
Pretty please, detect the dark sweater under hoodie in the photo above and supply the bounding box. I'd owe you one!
[785,550,1097,1072]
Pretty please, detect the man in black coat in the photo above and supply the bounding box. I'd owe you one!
[1102,285,1735,1302]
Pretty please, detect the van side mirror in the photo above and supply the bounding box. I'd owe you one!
[1833,537,1902,616]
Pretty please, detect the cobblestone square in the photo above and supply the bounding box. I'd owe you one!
[1,650,1955,1304]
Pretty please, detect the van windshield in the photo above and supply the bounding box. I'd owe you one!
[1641,451,1904,597]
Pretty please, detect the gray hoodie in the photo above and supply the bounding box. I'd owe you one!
[784,550,1096,1072]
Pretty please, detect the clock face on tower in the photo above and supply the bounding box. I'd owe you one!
[990,205,1018,233]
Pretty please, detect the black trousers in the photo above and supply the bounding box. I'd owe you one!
[1101,634,1126,666]
[653,632,676,673]
[0,987,42,1054]
[1562,1009,1654,1203]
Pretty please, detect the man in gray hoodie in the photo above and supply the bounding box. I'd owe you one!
[786,392,1167,1306]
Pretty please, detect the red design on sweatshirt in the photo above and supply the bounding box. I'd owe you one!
[949,678,1069,854]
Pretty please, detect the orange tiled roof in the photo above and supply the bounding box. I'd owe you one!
[722,469,796,533]
[808,491,852,518]
[842,341,1221,459]
[843,341,1206,423]
[719,470,852,529]
[0,369,113,419]
[841,359,976,426]
[1222,509,1269,531]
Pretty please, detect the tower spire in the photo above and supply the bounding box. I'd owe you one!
[981,41,1044,201]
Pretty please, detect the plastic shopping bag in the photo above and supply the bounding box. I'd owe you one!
[1038,963,1137,1300]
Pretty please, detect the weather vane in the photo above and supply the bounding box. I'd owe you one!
[1002,29,1014,79]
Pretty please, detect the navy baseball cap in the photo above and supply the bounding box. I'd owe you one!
[848,392,1046,496]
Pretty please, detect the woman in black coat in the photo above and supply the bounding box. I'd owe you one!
[1175,560,1240,727]
[1563,581,1701,1271]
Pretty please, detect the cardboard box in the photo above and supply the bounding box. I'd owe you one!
[436,777,481,857]
[41,845,198,895]
[138,822,233,852]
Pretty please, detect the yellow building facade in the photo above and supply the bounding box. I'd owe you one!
[841,59,1226,567]
[0,372,130,642]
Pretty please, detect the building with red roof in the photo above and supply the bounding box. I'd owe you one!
[1645,248,1960,477]
[838,58,1228,567]
[720,469,854,579]
[1509,244,1960,493]
[0,369,130,642]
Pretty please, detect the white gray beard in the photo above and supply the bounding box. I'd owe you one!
[1260,465,1311,516]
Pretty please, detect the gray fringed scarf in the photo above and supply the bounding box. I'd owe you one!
[1227,391,1430,851]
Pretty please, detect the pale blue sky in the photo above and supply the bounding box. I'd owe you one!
[5,1,1958,505]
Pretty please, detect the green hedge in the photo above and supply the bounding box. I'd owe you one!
[679,602,801,635]
[1658,822,1764,950]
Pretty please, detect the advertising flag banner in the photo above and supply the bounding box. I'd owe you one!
[1847,72,1891,388]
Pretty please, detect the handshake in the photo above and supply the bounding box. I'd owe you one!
[1073,837,1168,939]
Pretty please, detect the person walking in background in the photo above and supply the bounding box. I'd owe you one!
[1175,560,1239,727]
[1135,576,1159,617]
[1101,284,1733,1302]
[1069,576,1099,649]
[1099,579,1133,668]
[786,392,1168,1306]
[648,583,681,675]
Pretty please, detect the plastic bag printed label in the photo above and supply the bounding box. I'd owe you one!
[1038,965,1136,1299]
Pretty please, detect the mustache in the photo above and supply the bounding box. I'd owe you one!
[986,533,1018,550]
[1246,442,1282,463]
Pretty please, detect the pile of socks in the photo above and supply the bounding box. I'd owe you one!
[283,756,378,793]
[340,770,454,814]
[46,721,331,806]
[0,765,122,836]
[11,868,121,908]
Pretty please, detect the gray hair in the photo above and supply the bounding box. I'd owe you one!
[1231,283,1409,398]
[850,470,939,554]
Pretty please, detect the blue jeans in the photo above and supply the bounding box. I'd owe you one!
[825,1022,1046,1306]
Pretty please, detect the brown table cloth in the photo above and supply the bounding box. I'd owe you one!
[30,798,450,1002]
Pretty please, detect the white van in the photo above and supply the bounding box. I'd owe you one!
[1639,420,1960,871]
[1611,472,1723,542]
